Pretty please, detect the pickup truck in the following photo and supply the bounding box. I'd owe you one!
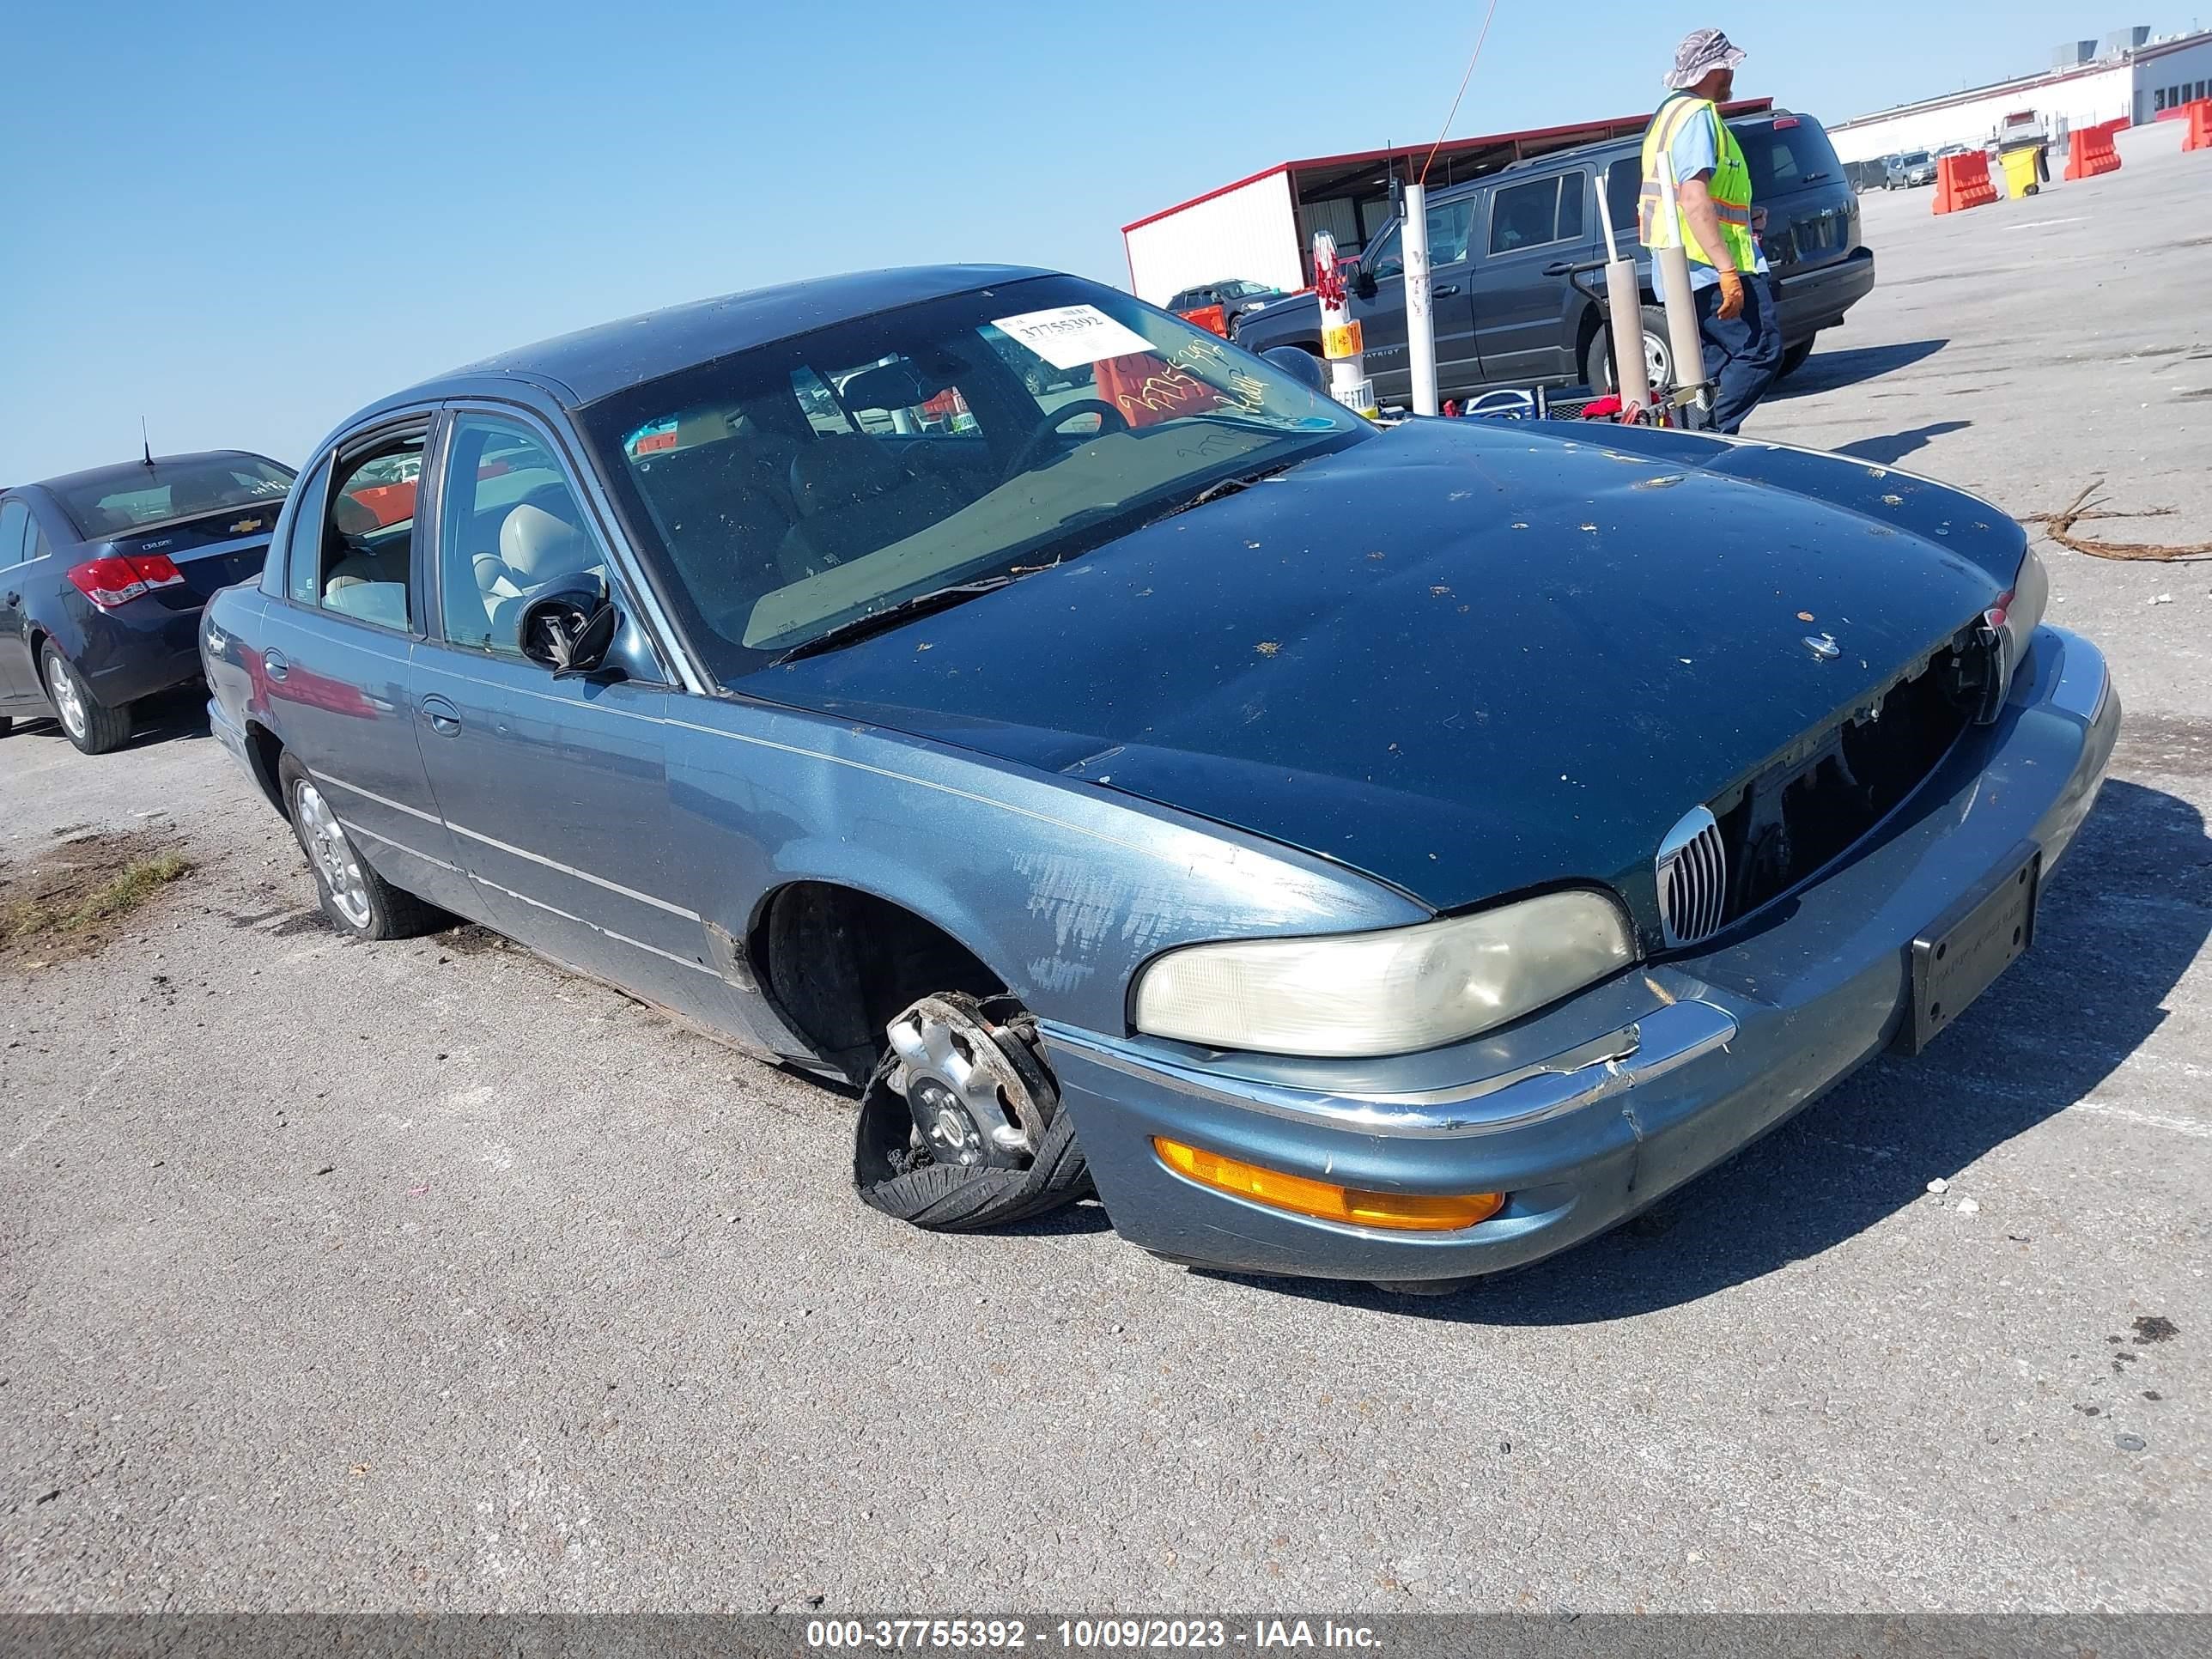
[1232,109,1875,405]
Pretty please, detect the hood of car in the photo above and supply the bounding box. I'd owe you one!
[755,419,2021,915]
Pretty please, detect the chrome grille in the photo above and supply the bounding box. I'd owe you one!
[1656,805,1728,949]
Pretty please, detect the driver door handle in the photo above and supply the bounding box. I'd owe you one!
[262,648,289,682]
[420,694,462,735]
[1430,283,1461,297]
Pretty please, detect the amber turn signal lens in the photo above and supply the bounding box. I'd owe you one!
[1152,1138,1504,1232]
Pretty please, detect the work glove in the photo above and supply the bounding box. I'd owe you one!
[1715,266,1746,322]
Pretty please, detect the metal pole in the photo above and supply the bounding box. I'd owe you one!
[1594,180,1652,415]
[1654,155,1711,417]
[1403,181,1438,416]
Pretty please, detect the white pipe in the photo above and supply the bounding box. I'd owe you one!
[1403,181,1438,416]
[1654,155,1710,404]
[1605,258,1652,412]
[1593,175,1650,412]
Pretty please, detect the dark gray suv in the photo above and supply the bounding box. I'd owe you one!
[1233,110,1875,405]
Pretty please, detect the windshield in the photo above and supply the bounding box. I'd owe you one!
[57,454,294,539]
[579,275,1369,680]
[1899,150,1930,166]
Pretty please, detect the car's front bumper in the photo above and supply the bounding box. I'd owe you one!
[1041,624,2117,1285]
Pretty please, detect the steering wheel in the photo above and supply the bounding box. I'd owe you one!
[1000,398,1128,482]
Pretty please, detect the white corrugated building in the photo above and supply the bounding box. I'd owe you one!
[1827,25,2212,163]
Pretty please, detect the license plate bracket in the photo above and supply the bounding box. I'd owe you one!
[1899,842,2040,1055]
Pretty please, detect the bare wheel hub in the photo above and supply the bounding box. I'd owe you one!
[884,996,1048,1172]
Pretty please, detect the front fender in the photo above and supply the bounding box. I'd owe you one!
[662,696,1426,1036]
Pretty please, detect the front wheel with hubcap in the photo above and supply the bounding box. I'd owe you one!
[1583,305,1679,404]
[41,642,132,754]
[854,992,1093,1231]
[277,753,441,940]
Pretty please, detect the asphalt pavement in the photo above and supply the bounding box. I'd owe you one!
[2,126,2208,1613]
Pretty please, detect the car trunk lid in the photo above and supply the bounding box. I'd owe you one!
[106,508,280,605]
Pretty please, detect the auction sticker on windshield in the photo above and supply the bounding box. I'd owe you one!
[993,304,1155,369]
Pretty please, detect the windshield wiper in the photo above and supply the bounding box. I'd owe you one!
[772,576,1014,665]
[1146,458,1307,526]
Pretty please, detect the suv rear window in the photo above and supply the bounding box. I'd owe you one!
[1740,119,1844,198]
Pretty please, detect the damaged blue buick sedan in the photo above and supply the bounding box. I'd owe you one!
[204,266,2116,1288]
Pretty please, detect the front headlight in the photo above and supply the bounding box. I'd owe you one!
[1976,546,2048,722]
[1129,890,1638,1059]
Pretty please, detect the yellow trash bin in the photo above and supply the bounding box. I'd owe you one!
[1999,143,2047,198]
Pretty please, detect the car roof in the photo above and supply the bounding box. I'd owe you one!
[383,264,1060,416]
[1432,106,1813,198]
[29,450,274,493]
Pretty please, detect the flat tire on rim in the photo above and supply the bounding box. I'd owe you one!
[854,993,1093,1232]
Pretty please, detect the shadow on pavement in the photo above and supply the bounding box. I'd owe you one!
[1833,421,1972,465]
[1773,337,1949,399]
[1197,779,2209,1324]
[8,685,211,754]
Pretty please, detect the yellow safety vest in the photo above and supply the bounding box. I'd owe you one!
[1638,94,1758,271]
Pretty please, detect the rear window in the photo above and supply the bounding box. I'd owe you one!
[1739,119,1844,198]
[57,455,294,540]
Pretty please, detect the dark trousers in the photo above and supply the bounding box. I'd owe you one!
[1692,271,1784,434]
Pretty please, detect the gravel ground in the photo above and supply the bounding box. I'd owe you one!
[2,127,2208,1614]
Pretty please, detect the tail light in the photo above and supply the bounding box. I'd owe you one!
[66,553,187,610]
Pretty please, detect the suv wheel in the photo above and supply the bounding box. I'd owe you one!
[1583,306,1677,401]
[1777,337,1816,379]
[40,642,132,755]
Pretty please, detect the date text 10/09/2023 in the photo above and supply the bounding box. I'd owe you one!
[805,1621,1382,1651]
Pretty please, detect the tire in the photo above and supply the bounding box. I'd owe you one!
[40,641,132,755]
[854,993,1093,1232]
[0,714,11,738]
[1777,337,1816,379]
[276,752,442,940]
[1583,305,1676,399]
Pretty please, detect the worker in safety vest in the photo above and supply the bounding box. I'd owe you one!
[1638,28,1781,434]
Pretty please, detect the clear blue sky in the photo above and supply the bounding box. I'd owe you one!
[2,2,2197,482]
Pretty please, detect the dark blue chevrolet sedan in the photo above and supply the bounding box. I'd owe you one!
[1,453,293,752]
[204,265,2117,1287]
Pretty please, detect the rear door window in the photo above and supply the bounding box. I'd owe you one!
[1487,173,1585,254]
[0,499,29,567]
[275,456,333,601]
[307,434,427,632]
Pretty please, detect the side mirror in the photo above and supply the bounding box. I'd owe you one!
[519,584,622,679]
[1352,264,1377,300]
[1262,345,1327,394]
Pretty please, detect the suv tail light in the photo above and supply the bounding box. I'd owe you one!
[66,553,187,610]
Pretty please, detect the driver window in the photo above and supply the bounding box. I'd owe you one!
[1364,222,1404,283]
[437,416,605,655]
[316,435,424,632]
